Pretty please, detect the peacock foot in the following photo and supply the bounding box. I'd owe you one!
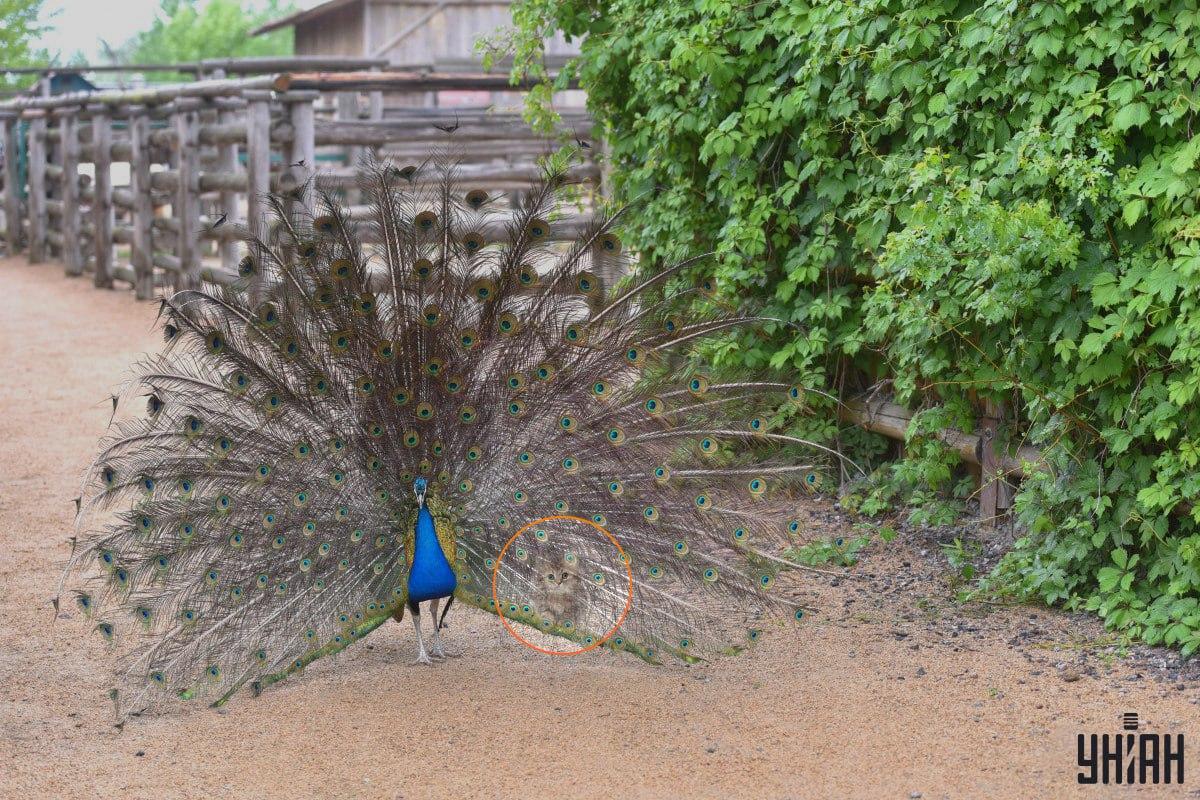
[412,651,434,666]
[430,643,461,659]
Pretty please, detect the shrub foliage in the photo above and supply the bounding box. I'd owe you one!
[504,0,1200,653]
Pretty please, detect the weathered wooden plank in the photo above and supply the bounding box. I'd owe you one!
[127,106,155,299]
[283,71,578,93]
[838,397,1045,478]
[57,110,83,276]
[89,104,114,288]
[1,111,20,254]
[312,116,594,146]
[284,91,318,213]
[173,100,202,290]
[216,102,242,274]
[1,75,290,111]
[25,111,47,263]
[199,56,388,74]
[244,91,272,246]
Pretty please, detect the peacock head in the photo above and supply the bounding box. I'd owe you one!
[413,477,428,507]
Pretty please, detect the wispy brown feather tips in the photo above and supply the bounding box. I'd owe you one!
[61,154,839,715]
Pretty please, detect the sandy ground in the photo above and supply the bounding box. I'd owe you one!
[1,256,1197,800]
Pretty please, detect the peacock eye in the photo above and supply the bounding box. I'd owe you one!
[546,573,555,581]
[561,572,569,580]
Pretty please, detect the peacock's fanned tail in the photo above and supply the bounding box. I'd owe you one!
[60,154,840,717]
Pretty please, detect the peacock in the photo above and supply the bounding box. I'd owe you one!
[59,151,846,719]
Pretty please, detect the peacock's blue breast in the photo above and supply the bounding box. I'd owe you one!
[407,506,457,602]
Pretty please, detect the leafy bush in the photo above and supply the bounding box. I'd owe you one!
[504,0,1200,653]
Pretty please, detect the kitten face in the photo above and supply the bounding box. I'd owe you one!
[540,554,580,589]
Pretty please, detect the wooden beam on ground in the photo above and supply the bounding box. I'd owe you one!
[838,396,1045,478]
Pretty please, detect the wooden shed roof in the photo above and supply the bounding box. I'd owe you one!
[252,0,519,36]
[251,0,362,36]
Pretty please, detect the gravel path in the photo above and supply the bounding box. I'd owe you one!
[1,257,1195,799]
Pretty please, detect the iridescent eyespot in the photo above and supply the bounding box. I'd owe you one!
[576,271,599,295]
[462,231,485,252]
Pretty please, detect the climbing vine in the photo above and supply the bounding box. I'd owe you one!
[497,0,1200,653]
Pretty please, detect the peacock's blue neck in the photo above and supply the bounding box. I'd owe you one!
[407,503,457,602]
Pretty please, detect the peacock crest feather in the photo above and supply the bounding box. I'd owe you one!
[60,153,846,718]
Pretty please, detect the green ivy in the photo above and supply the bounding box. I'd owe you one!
[504,0,1200,654]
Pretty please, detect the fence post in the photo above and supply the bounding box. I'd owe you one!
[282,90,318,213]
[25,110,47,263]
[174,98,201,290]
[57,108,83,276]
[1,110,20,254]
[243,90,272,241]
[215,98,244,275]
[127,105,155,300]
[88,104,114,288]
[978,398,1012,527]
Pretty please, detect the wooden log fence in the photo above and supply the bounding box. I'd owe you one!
[0,67,601,298]
[0,60,1031,523]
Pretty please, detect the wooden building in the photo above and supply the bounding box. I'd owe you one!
[252,0,582,109]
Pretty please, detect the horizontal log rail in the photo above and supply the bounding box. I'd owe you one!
[1,61,598,299]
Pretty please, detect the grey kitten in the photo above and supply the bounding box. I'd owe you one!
[536,552,581,625]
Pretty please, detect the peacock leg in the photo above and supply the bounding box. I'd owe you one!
[409,600,433,665]
[428,598,445,659]
[429,596,461,658]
